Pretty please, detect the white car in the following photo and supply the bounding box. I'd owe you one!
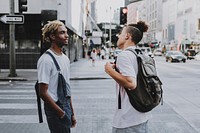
[153,49,163,56]
[195,52,200,60]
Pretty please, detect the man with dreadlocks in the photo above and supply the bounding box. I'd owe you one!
[37,20,76,133]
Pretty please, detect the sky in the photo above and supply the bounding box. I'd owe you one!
[96,0,124,23]
[71,0,124,33]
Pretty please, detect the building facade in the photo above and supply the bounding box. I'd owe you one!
[125,0,200,52]
[0,0,85,69]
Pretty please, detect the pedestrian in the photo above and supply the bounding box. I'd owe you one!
[101,47,105,60]
[97,48,101,60]
[37,20,76,133]
[104,21,150,133]
[91,48,97,66]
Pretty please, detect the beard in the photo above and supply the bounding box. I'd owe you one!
[57,41,67,48]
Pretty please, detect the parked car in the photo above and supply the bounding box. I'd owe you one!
[165,51,187,63]
[195,52,200,61]
[185,49,196,60]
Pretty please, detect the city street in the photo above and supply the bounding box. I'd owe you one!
[0,57,200,133]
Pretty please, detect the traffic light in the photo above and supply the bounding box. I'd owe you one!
[18,0,27,14]
[85,30,92,36]
[120,7,128,25]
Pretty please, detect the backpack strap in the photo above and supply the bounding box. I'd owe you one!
[46,50,71,102]
[35,50,62,123]
[125,48,141,57]
[45,51,61,71]
[114,57,122,109]
[35,81,43,123]
[116,48,140,109]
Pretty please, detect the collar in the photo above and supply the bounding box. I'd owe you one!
[124,45,137,50]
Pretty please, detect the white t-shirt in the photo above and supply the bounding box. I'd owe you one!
[37,49,70,102]
[91,51,97,60]
[113,46,151,128]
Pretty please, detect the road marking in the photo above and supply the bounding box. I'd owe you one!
[0,103,39,109]
[0,115,46,123]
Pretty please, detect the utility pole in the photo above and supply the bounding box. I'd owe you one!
[109,6,112,47]
[9,0,17,77]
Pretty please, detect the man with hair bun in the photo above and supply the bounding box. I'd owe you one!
[105,21,150,133]
[37,20,76,133]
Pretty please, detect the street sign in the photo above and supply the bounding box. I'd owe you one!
[0,15,24,24]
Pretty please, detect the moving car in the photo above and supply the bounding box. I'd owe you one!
[165,51,187,63]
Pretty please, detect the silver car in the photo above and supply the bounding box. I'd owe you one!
[165,51,187,63]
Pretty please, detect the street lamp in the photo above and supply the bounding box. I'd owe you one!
[109,6,112,47]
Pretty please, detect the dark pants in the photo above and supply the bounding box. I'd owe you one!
[44,100,72,133]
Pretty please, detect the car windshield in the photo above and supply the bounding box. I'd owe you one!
[170,51,182,55]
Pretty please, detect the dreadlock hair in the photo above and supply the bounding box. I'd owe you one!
[41,20,65,43]
[126,21,148,44]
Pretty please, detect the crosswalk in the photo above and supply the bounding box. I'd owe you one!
[0,80,116,133]
[0,82,46,124]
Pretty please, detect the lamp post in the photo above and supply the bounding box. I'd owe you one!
[104,23,106,44]
[109,6,112,47]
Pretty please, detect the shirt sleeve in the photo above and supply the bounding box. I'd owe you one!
[116,51,137,78]
[37,55,53,84]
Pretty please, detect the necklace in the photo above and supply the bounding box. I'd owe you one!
[50,48,62,56]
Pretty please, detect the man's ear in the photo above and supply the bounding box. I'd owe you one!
[49,34,55,41]
[125,34,129,40]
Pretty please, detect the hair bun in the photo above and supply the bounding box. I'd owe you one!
[136,21,148,32]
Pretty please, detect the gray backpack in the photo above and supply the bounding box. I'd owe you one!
[117,49,163,112]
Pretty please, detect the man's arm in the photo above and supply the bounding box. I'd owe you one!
[70,98,76,128]
[39,83,65,118]
[105,62,137,90]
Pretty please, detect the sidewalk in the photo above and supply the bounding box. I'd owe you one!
[0,58,111,81]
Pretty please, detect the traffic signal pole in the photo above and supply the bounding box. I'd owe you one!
[8,0,17,77]
[109,7,112,47]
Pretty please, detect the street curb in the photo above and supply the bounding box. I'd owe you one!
[70,77,111,80]
[0,77,27,81]
[0,77,111,81]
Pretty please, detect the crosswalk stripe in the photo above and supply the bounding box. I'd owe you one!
[0,115,47,123]
[0,103,39,109]
[0,95,36,99]
[0,86,46,124]
[0,90,35,93]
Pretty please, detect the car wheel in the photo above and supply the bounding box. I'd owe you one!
[183,60,186,63]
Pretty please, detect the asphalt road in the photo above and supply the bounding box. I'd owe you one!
[0,57,200,133]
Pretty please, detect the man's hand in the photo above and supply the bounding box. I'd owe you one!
[105,62,115,75]
[71,115,76,128]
